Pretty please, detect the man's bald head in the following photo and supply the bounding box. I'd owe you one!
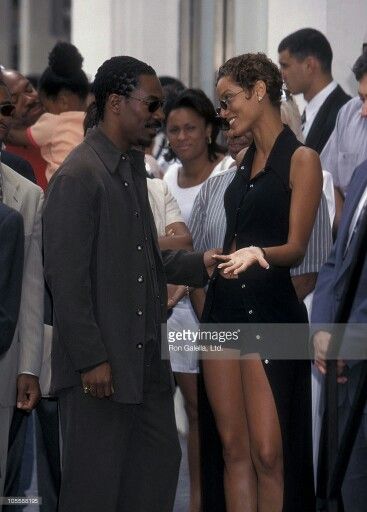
[0,68,44,128]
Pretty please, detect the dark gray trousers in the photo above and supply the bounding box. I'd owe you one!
[58,354,181,512]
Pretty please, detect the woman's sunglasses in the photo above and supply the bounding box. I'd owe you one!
[0,103,15,117]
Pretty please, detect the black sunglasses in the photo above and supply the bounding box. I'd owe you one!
[0,103,15,117]
[218,89,246,111]
[126,94,164,113]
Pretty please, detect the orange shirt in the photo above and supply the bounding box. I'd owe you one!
[27,111,85,182]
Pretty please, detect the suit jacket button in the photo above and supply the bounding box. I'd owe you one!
[248,309,253,315]
[136,309,143,316]
[136,343,143,349]
[137,244,142,251]
[137,275,144,283]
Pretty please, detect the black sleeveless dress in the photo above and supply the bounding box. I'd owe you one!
[202,126,315,511]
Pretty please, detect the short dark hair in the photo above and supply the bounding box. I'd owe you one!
[159,76,185,91]
[278,28,332,73]
[93,56,156,122]
[217,53,283,107]
[352,51,367,81]
[164,88,223,163]
[38,42,89,100]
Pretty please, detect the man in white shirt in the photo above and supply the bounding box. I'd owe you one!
[278,28,350,154]
[321,51,367,229]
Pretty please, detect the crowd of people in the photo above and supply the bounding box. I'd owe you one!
[0,26,367,512]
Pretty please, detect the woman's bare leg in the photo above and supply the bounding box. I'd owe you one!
[175,372,202,512]
[203,358,257,512]
[241,359,283,512]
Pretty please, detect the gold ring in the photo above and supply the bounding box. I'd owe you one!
[83,385,90,394]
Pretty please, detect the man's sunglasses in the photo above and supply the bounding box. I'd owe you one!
[0,103,15,117]
[126,95,164,113]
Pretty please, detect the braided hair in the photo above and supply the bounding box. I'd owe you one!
[38,42,89,100]
[93,56,156,122]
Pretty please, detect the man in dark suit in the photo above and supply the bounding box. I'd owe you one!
[311,160,367,511]
[278,28,350,154]
[43,56,215,512]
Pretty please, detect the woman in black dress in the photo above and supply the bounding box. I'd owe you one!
[202,53,322,511]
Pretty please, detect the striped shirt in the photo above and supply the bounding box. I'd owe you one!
[188,166,332,276]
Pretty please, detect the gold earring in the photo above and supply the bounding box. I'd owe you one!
[257,93,263,102]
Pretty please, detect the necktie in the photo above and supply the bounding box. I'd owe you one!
[301,109,306,132]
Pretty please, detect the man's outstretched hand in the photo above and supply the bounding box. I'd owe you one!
[203,249,221,277]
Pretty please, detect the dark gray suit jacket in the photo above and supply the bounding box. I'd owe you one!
[43,127,207,404]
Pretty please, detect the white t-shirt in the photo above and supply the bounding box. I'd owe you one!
[163,156,233,223]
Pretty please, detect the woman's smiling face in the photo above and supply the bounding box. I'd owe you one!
[166,107,211,163]
[216,75,260,138]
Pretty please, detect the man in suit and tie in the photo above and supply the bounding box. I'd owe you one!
[0,80,44,510]
[278,28,350,154]
[311,159,367,511]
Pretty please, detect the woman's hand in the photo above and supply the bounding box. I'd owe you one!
[213,246,269,279]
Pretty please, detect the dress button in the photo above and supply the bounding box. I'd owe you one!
[123,181,129,187]
[137,275,144,283]
[137,245,142,251]
[264,359,269,364]
[136,343,143,349]
[136,309,143,316]
[248,309,253,315]
[256,334,261,340]
[241,284,246,289]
